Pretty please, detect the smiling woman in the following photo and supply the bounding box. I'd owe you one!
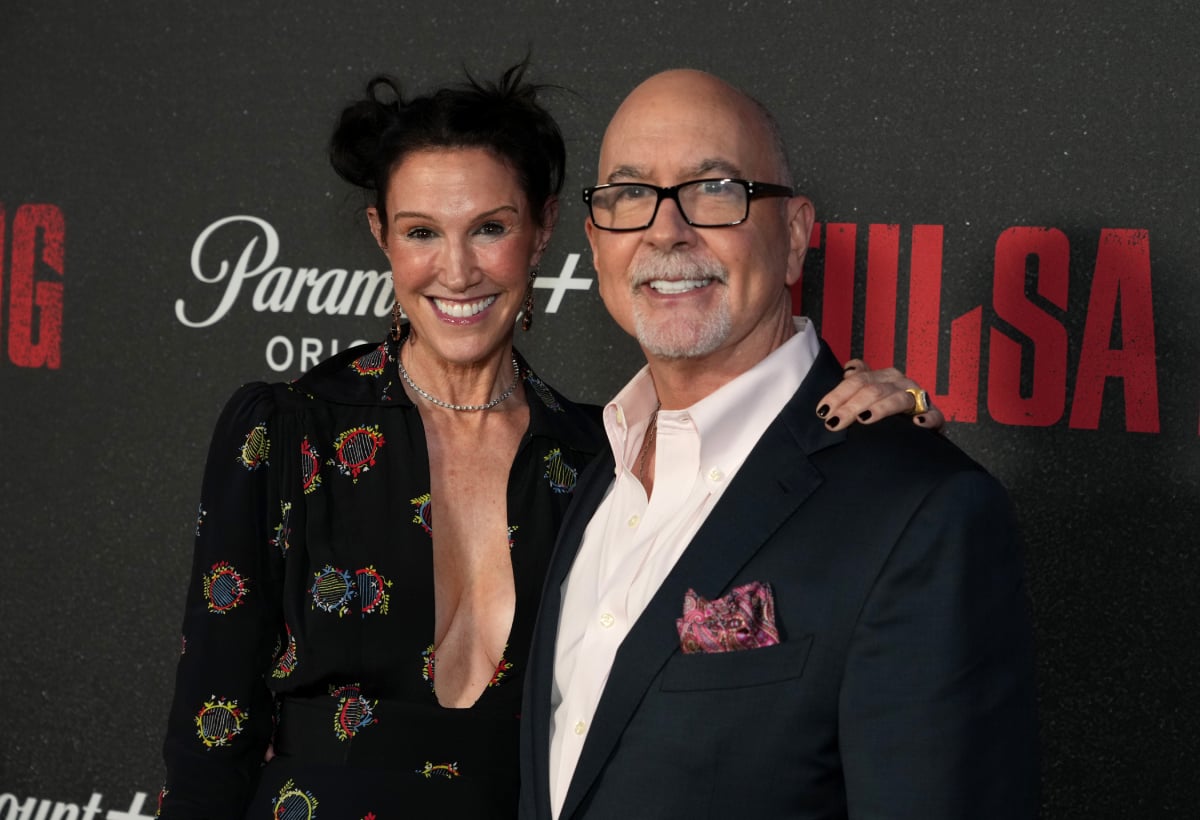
[158,60,605,819]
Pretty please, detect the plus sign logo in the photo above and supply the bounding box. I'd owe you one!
[105,791,158,819]
[535,253,593,313]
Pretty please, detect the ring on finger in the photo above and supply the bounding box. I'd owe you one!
[904,387,930,416]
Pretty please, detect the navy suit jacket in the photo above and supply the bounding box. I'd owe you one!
[519,344,1038,819]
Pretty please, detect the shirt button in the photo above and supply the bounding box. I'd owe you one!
[627,514,640,528]
[599,612,615,628]
[708,467,724,482]
[574,720,587,735]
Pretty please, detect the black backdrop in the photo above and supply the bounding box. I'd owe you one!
[2,2,1198,816]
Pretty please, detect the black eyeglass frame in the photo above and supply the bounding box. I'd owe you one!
[581,177,795,232]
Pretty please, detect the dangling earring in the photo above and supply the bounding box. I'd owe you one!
[521,268,538,332]
[389,301,404,342]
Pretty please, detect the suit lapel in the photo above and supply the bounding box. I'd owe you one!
[525,453,618,818]
[559,345,848,817]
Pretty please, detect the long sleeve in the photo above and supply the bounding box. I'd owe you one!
[160,383,286,818]
[839,468,1039,819]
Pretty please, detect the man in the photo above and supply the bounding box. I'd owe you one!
[519,69,1037,819]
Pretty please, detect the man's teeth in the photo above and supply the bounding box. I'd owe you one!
[434,296,496,317]
[648,279,712,294]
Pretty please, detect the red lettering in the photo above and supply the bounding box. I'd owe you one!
[8,204,64,369]
[0,202,6,341]
[1069,229,1159,432]
[905,225,982,422]
[988,227,1069,426]
[818,223,856,363]
[863,224,899,367]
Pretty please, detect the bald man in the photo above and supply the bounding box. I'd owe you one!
[519,70,1037,819]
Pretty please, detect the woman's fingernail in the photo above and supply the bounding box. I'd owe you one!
[916,415,926,424]
[816,404,830,418]
[858,410,872,421]
[843,365,857,372]
[826,416,840,428]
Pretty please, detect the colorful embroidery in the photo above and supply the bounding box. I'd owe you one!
[543,448,578,494]
[195,504,207,537]
[525,372,562,412]
[270,501,293,555]
[328,425,385,482]
[202,561,248,614]
[238,423,270,470]
[331,683,378,741]
[508,524,518,549]
[421,645,512,690]
[356,565,392,616]
[416,761,460,779]
[272,778,319,819]
[301,437,322,494]
[180,635,187,655]
[156,785,167,817]
[194,697,247,748]
[411,492,433,534]
[489,650,514,687]
[349,343,387,376]
[272,623,298,678]
[421,644,436,690]
[310,565,356,616]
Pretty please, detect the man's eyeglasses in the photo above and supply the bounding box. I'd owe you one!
[582,178,794,232]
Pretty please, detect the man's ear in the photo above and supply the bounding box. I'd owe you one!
[366,207,386,251]
[783,196,815,287]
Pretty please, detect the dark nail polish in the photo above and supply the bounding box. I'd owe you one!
[916,415,926,424]
[858,410,872,421]
[825,416,840,428]
[843,365,858,372]
[816,404,830,418]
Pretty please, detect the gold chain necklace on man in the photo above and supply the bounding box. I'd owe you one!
[397,345,520,412]
[637,406,660,483]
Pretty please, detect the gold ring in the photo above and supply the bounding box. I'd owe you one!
[905,388,930,416]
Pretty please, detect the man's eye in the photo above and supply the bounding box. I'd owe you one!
[613,185,652,201]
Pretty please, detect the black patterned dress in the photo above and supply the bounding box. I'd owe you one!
[159,336,603,819]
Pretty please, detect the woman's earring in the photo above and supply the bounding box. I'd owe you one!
[389,301,404,342]
[521,268,538,332]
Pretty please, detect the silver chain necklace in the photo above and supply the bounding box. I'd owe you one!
[397,348,521,412]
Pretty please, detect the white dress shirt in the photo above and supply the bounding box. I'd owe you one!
[548,318,820,818]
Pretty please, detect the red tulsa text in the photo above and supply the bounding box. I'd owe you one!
[1,202,63,369]
[793,224,1158,433]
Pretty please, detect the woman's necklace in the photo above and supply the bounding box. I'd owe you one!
[397,347,521,412]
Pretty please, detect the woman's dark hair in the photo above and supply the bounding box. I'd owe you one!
[329,59,565,229]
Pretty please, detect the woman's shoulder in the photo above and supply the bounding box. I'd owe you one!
[286,340,409,408]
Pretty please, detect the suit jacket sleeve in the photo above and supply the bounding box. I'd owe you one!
[838,468,1038,818]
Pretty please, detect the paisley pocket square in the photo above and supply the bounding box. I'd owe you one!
[676,581,780,654]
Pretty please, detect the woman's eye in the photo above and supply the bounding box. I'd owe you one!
[477,221,507,236]
[405,227,435,240]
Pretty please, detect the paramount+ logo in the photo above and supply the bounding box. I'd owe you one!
[1,202,63,369]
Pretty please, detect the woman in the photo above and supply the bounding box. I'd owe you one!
[159,62,939,818]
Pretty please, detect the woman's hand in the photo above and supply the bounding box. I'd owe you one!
[815,359,946,431]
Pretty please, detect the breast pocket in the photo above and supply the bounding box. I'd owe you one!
[659,634,813,692]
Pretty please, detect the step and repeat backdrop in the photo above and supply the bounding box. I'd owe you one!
[2,2,1197,817]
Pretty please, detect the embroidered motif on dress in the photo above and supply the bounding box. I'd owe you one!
[300,437,322,494]
[237,422,270,470]
[542,448,577,493]
[356,565,392,616]
[270,500,293,555]
[327,425,385,482]
[330,683,378,741]
[193,697,247,748]
[202,561,248,614]
[349,343,387,376]
[411,492,433,534]
[310,565,356,617]
[272,778,319,819]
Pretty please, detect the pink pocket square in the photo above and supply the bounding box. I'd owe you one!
[676,581,780,654]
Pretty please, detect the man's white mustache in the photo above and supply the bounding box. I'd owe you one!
[629,252,728,290]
